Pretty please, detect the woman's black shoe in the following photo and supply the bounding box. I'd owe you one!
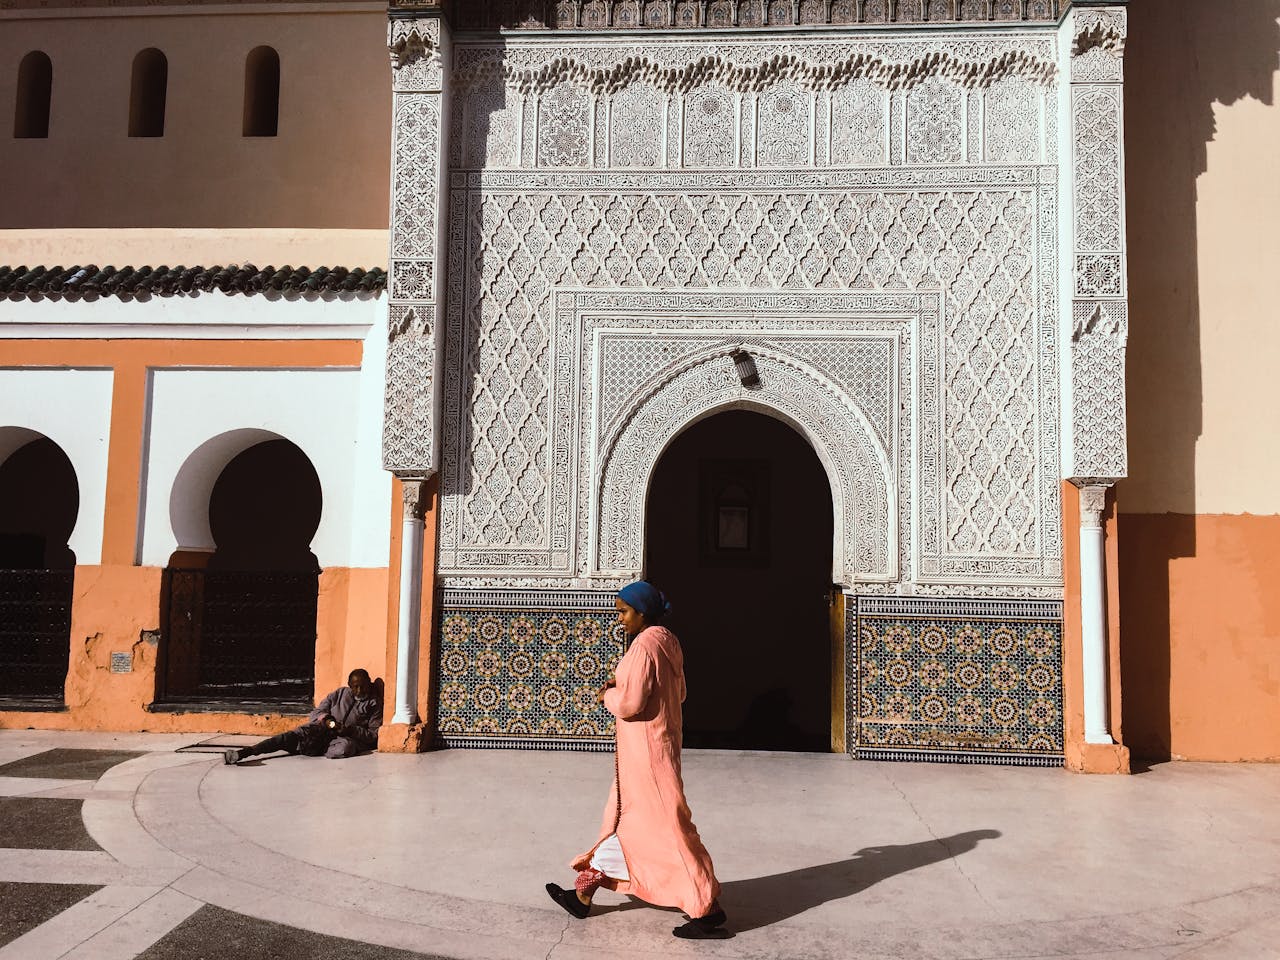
[545,883,590,919]
[672,907,728,938]
[672,920,730,939]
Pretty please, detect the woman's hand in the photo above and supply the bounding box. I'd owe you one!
[596,678,616,702]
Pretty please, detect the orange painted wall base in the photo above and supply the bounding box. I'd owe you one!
[0,563,390,735]
[1119,512,1280,762]
[316,567,393,698]
[1065,741,1132,775]
[377,722,430,753]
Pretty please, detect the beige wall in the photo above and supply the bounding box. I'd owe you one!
[0,228,389,268]
[1120,0,1280,763]
[1124,0,1280,516]
[0,3,390,231]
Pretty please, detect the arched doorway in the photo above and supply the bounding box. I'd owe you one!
[0,433,78,703]
[645,409,834,751]
[159,439,322,707]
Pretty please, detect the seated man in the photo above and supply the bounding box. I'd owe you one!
[224,668,382,764]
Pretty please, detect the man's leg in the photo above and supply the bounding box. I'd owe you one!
[225,730,303,765]
[323,736,362,759]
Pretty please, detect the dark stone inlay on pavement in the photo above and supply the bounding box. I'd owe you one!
[135,905,453,960]
[0,797,101,851]
[0,882,101,948]
[0,748,146,781]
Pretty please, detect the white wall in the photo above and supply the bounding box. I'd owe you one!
[352,299,391,553]
[0,368,114,564]
[0,290,378,339]
[139,366,390,568]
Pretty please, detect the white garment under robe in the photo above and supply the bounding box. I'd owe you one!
[589,833,630,880]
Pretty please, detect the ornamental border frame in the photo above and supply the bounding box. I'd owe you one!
[588,326,901,585]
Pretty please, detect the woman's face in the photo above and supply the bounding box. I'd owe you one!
[615,597,647,637]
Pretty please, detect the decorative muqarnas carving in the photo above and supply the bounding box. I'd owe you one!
[451,33,1057,172]
[1072,9,1127,60]
[1070,7,1126,84]
[455,45,1058,97]
[443,0,1065,29]
[389,18,444,91]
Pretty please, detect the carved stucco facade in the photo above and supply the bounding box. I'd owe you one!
[383,16,449,476]
[381,2,1129,760]
[385,11,1129,592]
[1066,5,1128,487]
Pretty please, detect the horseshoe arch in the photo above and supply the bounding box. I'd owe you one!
[592,344,897,587]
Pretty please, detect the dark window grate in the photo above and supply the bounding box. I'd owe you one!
[160,569,317,706]
[0,569,72,701]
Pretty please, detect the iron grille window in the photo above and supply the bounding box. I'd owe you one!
[0,568,72,701]
[160,568,317,706]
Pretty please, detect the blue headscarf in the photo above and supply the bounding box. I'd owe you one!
[617,581,670,624]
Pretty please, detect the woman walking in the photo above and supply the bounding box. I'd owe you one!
[546,581,727,939]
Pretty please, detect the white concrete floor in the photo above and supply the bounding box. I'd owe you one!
[1,729,1278,959]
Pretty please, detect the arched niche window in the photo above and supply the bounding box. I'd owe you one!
[14,51,52,139]
[242,46,279,137]
[129,48,167,137]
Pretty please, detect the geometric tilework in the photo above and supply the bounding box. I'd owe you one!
[848,596,1064,767]
[436,590,625,750]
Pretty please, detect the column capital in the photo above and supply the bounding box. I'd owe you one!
[399,477,429,520]
[1071,481,1111,529]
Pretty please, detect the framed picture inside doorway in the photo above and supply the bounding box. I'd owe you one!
[698,458,770,568]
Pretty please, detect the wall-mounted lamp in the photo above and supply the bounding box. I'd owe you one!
[731,349,761,389]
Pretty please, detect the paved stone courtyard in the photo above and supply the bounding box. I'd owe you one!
[0,730,1277,960]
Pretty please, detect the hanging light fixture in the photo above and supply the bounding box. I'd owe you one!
[731,349,760,389]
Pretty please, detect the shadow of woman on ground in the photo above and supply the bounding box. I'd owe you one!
[716,829,1001,933]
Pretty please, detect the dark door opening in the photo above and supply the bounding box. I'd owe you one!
[0,436,78,704]
[159,439,322,707]
[645,409,834,752]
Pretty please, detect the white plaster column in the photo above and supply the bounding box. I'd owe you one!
[393,478,426,725]
[1077,483,1113,744]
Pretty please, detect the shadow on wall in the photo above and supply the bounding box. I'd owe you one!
[1120,0,1280,759]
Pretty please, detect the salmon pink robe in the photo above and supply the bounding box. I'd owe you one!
[571,625,721,918]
